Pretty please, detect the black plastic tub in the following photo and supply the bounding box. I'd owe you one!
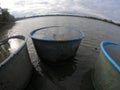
[0,35,33,90]
[30,26,84,63]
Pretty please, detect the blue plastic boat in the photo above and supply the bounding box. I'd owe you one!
[94,41,120,90]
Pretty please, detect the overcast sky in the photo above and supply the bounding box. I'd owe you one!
[0,0,120,22]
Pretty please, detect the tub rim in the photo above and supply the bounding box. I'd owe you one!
[30,26,84,42]
[100,41,120,72]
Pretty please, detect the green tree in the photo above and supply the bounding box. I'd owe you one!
[1,9,15,22]
[0,6,15,27]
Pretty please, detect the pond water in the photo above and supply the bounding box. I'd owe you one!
[0,15,120,90]
[105,44,120,67]
[5,16,120,58]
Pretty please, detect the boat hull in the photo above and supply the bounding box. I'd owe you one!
[93,41,120,90]
[0,35,33,90]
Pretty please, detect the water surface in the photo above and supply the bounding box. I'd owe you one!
[0,16,120,90]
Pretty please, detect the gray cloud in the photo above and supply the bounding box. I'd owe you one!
[1,0,120,22]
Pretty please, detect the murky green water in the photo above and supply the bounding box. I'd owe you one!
[0,16,120,90]
[105,45,120,66]
[0,38,24,63]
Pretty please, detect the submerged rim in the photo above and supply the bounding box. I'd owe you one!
[0,35,27,67]
[30,26,84,42]
[100,41,120,72]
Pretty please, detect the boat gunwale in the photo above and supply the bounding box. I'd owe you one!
[100,41,120,72]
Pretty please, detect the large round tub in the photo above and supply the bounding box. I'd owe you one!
[30,26,84,63]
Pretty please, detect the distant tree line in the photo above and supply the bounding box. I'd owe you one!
[0,6,15,28]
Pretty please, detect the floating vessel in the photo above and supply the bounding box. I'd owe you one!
[0,35,33,90]
[30,26,84,63]
[94,41,120,90]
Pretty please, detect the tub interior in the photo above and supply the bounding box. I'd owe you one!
[0,38,24,63]
[105,44,120,66]
[32,26,83,41]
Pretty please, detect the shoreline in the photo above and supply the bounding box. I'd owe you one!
[0,22,15,39]
[15,14,120,27]
[0,22,15,31]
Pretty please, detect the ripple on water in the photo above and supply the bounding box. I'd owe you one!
[0,16,120,90]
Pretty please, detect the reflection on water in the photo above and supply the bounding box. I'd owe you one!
[39,58,77,81]
[26,45,96,90]
[0,16,120,90]
[0,23,15,39]
[0,38,24,63]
